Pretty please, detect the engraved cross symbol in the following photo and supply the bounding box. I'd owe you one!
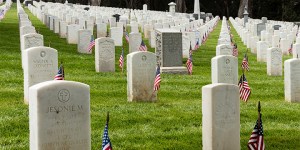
[58,89,70,103]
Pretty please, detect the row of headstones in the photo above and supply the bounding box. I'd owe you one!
[28,75,240,149]
[27,1,213,55]
[215,17,234,56]
[27,1,220,66]
[203,17,240,148]
[230,17,300,103]
[0,0,12,21]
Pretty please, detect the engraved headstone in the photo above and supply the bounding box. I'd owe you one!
[257,41,268,62]
[216,44,233,56]
[21,33,44,68]
[23,46,58,104]
[59,21,67,38]
[293,43,300,58]
[20,25,36,41]
[267,47,282,76]
[272,35,280,48]
[78,29,92,54]
[280,38,289,55]
[211,55,238,84]
[127,51,157,102]
[97,23,107,38]
[29,80,91,149]
[129,32,142,53]
[202,83,240,150]
[155,28,187,74]
[67,24,80,44]
[284,58,300,103]
[95,37,115,72]
[110,27,123,46]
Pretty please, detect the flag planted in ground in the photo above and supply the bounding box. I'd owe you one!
[233,43,238,57]
[54,63,64,80]
[248,102,264,150]
[124,32,129,43]
[119,47,124,70]
[242,53,249,71]
[153,65,161,92]
[238,73,251,102]
[186,47,193,75]
[139,40,147,51]
[102,113,112,150]
[194,39,200,50]
[88,35,95,52]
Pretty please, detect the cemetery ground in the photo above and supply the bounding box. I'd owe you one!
[1,4,300,150]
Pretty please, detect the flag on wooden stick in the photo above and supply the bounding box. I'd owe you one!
[102,112,112,150]
[139,40,147,51]
[119,47,124,71]
[241,53,249,71]
[54,63,64,80]
[88,35,95,52]
[153,65,161,92]
[238,73,251,102]
[248,101,265,150]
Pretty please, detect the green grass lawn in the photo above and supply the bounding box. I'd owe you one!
[0,4,300,150]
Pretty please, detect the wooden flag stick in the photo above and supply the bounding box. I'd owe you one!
[106,111,109,125]
[257,101,261,128]
[49,41,51,47]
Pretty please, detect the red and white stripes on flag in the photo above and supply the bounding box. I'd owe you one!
[153,66,161,92]
[88,35,95,52]
[248,114,265,150]
[238,74,251,102]
[232,43,238,57]
[54,63,64,80]
[139,40,147,51]
[194,40,200,50]
[119,48,124,70]
[242,54,249,71]
[186,50,193,75]
[125,32,129,43]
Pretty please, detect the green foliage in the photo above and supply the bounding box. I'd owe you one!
[0,4,300,149]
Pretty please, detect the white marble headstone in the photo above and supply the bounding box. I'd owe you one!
[202,83,240,150]
[29,80,91,149]
[284,58,300,103]
[211,55,238,84]
[216,44,233,56]
[129,32,142,53]
[127,51,157,102]
[67,24,81,44]
[77,29,92,54]
[95,37,115,72]
[24,46,58,104]
[267,47,282,76]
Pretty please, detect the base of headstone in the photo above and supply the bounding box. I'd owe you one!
[160,66,188,74]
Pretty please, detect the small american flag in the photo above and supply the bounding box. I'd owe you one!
[54,63,64,80]
[233,43,238,57]
[242,53,249,71]
[238,74,251,102]
[102,123,112,150]
[288,44,293,55]
[248,114,264,150]
[153,65,161,92]
[88,35,95,52]
[194,40,199,50]
[119,48,124,70]
[186,49,193,75]
[139,40,147,51]
[125,32,129,43]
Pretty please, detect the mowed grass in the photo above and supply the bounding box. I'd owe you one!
[0,4,300,149]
